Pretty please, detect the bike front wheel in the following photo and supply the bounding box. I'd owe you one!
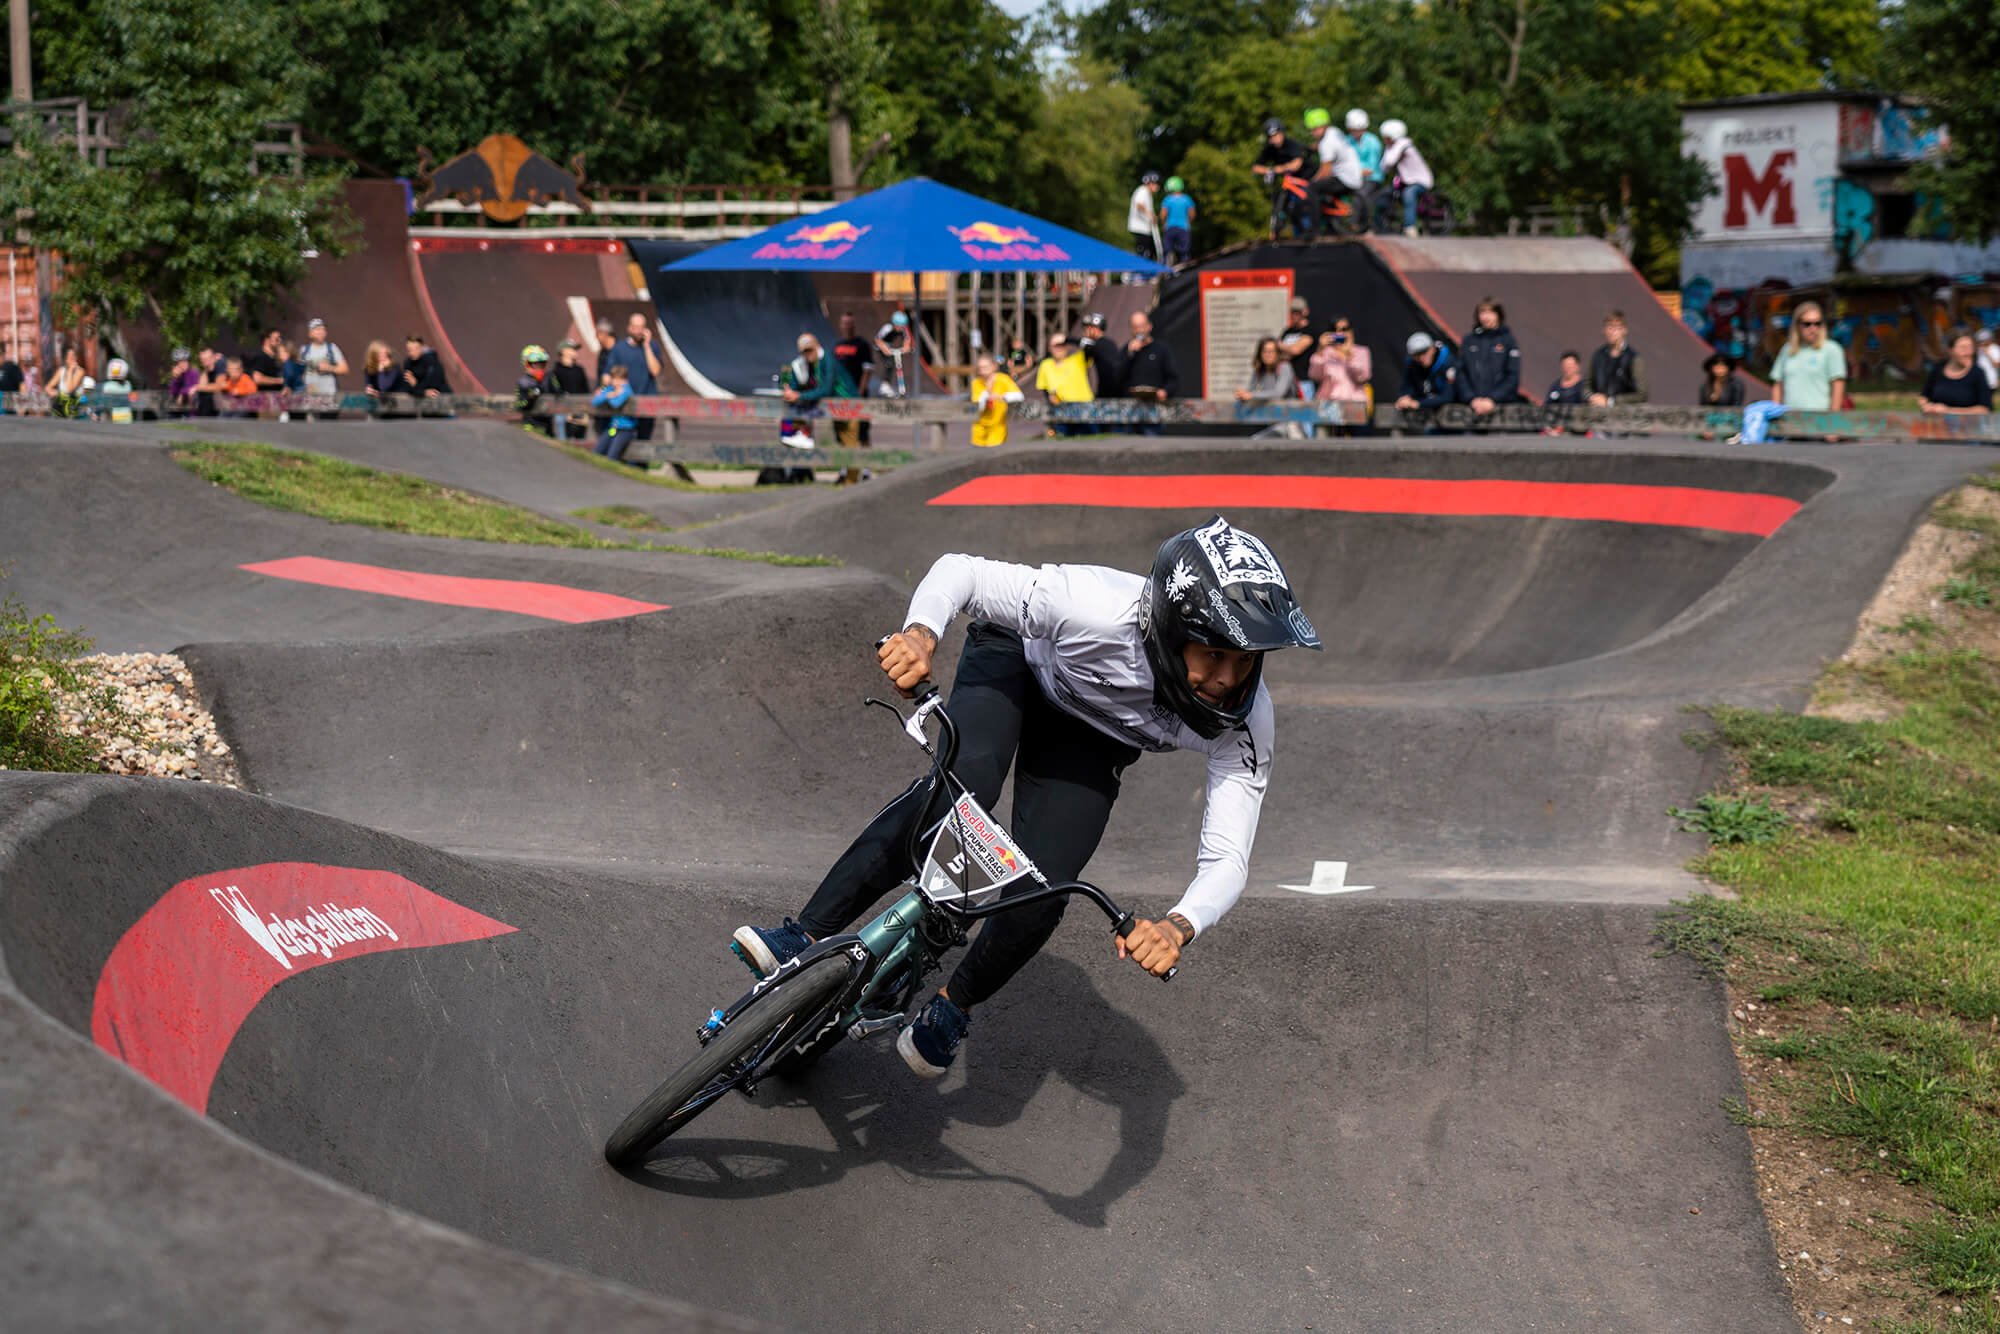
[604,959,849,1168]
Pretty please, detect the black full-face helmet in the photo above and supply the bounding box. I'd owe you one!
[1138,516,1322,738]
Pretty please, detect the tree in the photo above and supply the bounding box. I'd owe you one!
[1016,60,1150,240]
[1885,0,2000,243]
[1661,0,1883,101]
[0,0,351,353]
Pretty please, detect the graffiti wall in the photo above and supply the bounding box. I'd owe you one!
[1680,273,2000,382]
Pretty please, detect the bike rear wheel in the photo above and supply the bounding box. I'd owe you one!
[604,959,848,1168]
[1422,193,1457,236]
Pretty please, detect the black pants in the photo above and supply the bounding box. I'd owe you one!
[798,623,1140,1010]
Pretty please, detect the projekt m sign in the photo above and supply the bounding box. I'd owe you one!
[1684,102,1838,242]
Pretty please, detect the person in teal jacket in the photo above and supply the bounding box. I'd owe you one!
[778,333,858,450]
[590,363,640,466]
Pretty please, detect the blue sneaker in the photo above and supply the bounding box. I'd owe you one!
[897,993,970,1079]
[730,919,812,979]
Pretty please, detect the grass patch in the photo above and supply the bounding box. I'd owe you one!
[1661,473,2000,1323]
[172,441,837,566]
[545,440,754,493]
[0,567,128,772]
[571,504,666,533]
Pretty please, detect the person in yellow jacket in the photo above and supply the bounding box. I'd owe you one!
[969,351,1024,447]
[1033,332,1093,437]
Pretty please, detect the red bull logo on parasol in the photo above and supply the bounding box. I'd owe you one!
[949,220,1071,263]
[753,219,871,261]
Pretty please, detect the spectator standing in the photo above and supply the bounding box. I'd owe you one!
[1346,109,1384,189]
[299,318,348,416]
[515,345,553,435]
[243,329,285,394]
[1769,301,1845,411]
[874,310,913,397]
[969,351,1025,447]
[398,335,452,398]
[591,364,639,464]
[1128,172,1162,262]
[1378,119,1435,238]
[1078,312,1129,403]
[0,343,22,414]
[594,318,617,383]
[549,338,593,441]
[1308,316,1372,434]
[192,348,226,417]
[1393,332,1456,411]
[1588,310,1649,406]
[1975,328,1998,391]
[604,312,662,445]
[279,340,306,393]
[1546,351,1588,405]
[1159,177,1195,267]
[1278,298,1317,394]
[1125,310,1180,438]
[1699,353,1745,406]
[1919,329,1993,415]
[1456,298,1521,419]
[832,312,874,446]
[1034,332,1094,437]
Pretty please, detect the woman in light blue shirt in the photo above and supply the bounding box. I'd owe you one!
[1771,301,1847,411]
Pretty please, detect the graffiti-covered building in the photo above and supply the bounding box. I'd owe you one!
[1678,92,2000,383]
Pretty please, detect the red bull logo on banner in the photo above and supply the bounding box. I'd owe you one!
[753,219,871,261]
[949,220,1072,263]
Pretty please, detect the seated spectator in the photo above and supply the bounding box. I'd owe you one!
[1770,301,1843,412]
[191,348,226,417]
[359,341,399,400]
[1125,311,1179,438]
[220,356,258,417]
[515,344,553,435]
[1003,336,1035,383]
[50,346,93,417]
[97,358,135,423]
[778,332,858,452]
[397,334,451,398]
[1393,332,1455,412]
[1034,332,1094,437]
[165,348,197,416]
[591,364,639,465]
[1455,297,1521,418]
[1160,177,1196,266]
[1978,327,1999,391]
[1546,351,1588,405]
[969,351,1025,448]
[0,343,21,414]
[548,338,592,441]
[1699,353,1745,407]
[1237,337,1298,402]
[1588,310,1649,406]
[1920,329,1994,415]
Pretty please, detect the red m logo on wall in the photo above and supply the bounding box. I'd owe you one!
[1722,151,1797,229]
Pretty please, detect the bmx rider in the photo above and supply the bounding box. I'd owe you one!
[731,517,1322,1079]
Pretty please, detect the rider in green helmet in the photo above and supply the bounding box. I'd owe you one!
[1302,107,1331,132]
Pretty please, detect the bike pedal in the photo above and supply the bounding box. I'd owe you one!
[728,941,763,978]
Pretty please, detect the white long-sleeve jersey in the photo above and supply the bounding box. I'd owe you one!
[905,555,1272,937]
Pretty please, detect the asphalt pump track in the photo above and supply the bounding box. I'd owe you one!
[1,417,1983,1330]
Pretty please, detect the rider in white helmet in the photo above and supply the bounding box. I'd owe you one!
[1378,119,1435,238]
[1345,109,1383,188]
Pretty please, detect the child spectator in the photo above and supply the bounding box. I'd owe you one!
[166,348,197,415]
[1034,332,1094,437]
[1588,310,1648,405]
[1159,177,1195,267]
[591,363,639,464]
[221,356,258,418]
[360,341,399,399]
[969,351,1024,448]
[97,358,135,423]
[515,344,553,436]
[275,338,305,419]
[1699,353,1744,406]
[1546,351,1588,405]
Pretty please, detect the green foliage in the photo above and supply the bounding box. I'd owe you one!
[1017,60,1151,241]
[1669,792,1789,844]
[1944,576,1995,608]
[0,570,120,773]
[0,0,353,351]
[1886,0,2000,244]
[1662,0,1883,101]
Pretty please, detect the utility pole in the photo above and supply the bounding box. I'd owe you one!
[9,0,30,105]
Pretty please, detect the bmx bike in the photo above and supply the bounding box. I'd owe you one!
[603,679,1171,1169]
[1372,176,1457,236]
[1259,171,1369,240]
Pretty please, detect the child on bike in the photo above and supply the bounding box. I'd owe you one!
[731,517,1322,1079]
[1379,119,1435,238]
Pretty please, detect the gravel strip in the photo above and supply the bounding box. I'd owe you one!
[38,652,242,786]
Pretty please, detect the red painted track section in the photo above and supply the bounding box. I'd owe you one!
[90,862,516,1111]
[927,473,1802,537]
[241,556,670,622]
